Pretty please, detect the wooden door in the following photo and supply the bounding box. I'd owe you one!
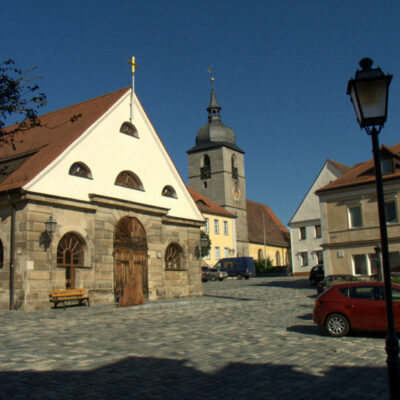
[113,217,148,306]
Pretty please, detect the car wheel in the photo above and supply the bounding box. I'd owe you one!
[244,276,250,280]
[325,313,350,337]
[219,278,224,281]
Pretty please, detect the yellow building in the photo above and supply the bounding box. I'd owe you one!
[247,200,291,267]
[187,187,237,267]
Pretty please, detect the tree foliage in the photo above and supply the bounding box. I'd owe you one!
[0,59,47,146]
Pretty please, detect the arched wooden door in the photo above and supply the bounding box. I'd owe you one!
[113,217,148,306]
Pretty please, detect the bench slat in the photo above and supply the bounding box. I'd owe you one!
[49,289,90,308]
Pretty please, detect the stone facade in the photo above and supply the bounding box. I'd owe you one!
[0,192,203,311]
[319,182,400,277]
[188,146,248,256]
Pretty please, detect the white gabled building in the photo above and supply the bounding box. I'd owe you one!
[289,159,351,275]
[0,87,204,310]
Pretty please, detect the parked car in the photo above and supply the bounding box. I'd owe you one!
[316,275,359,294]
[214,257,255,279]
[201,267,228,282]
[208,268,228,281]
[201,267,211,282]
[309,264,324,286]
[313,281,400,337]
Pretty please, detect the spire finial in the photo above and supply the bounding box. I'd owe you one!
[207,65,215,88]
[128,56,139,123]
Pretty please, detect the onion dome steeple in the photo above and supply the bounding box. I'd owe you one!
[194,78,238,147]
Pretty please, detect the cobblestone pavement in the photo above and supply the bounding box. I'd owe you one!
[0,277,390,399]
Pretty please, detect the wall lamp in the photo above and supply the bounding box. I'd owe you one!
[42,216,57,250]
[195,236,210,259]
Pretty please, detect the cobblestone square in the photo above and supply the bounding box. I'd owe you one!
[0,277,389,399]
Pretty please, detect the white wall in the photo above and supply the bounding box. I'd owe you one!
[24,91,203,222]
[289,161,348,274]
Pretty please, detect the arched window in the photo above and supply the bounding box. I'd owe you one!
[0,239,3,268]
[201,155,211,180]
[231,155,238,179]
[276,251,281,266]
[69,162,92,179]
[162,185,177,199]
[165,243,184,270]
[120,121,138,138]
[258,249,263,263]
[115,171,144,190]
[57,233,85,289]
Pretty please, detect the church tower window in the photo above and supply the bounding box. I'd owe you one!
[201,155,211,180]
[232,155,238,179]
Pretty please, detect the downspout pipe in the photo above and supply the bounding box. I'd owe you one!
[7,192,16,310]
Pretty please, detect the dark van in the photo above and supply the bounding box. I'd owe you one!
[214,257,255,279]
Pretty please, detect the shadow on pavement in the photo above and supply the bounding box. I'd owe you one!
[297,312,313,321]
[251,279,312,290]
[203,294,255,301]
[0,356,387,399]
[288,324,388,340]
[287,324,323,336]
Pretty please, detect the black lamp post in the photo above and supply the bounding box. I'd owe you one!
[347,57,399,399]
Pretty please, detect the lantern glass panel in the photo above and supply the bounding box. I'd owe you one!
[354,78,388,123]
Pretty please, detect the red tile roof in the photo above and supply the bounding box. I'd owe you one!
[0,87,130,192]
[246,200,290,248]
[317,142,400,194]
[187,187,236,218]
[328,159,352,175]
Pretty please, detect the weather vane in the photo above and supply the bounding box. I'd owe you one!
[207,65,215,86]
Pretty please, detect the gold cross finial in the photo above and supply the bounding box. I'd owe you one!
[128,56,139,73]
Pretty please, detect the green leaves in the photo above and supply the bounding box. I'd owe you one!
[0,59,47,146]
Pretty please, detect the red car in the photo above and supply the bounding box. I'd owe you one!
[313,281,400,337]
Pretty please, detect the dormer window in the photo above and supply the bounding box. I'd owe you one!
[69,162,92,179]
[120,121,138,138]
[162,185,177,198]
[381,158,394,175]
[115,171,144,190]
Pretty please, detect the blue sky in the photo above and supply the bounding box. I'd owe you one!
[2,1,400,226]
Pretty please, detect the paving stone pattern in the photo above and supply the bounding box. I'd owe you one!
[0,277,390,399]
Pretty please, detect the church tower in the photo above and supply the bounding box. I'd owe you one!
[187,79,249,256]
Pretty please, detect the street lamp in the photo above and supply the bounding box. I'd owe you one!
[347,57,399,399]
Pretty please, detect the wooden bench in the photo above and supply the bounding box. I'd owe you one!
[49,289,90,309]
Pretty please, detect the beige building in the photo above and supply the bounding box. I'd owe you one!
[0,87,204,310]
[317,143,400,277]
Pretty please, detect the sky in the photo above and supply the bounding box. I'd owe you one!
[2,0,400,227]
